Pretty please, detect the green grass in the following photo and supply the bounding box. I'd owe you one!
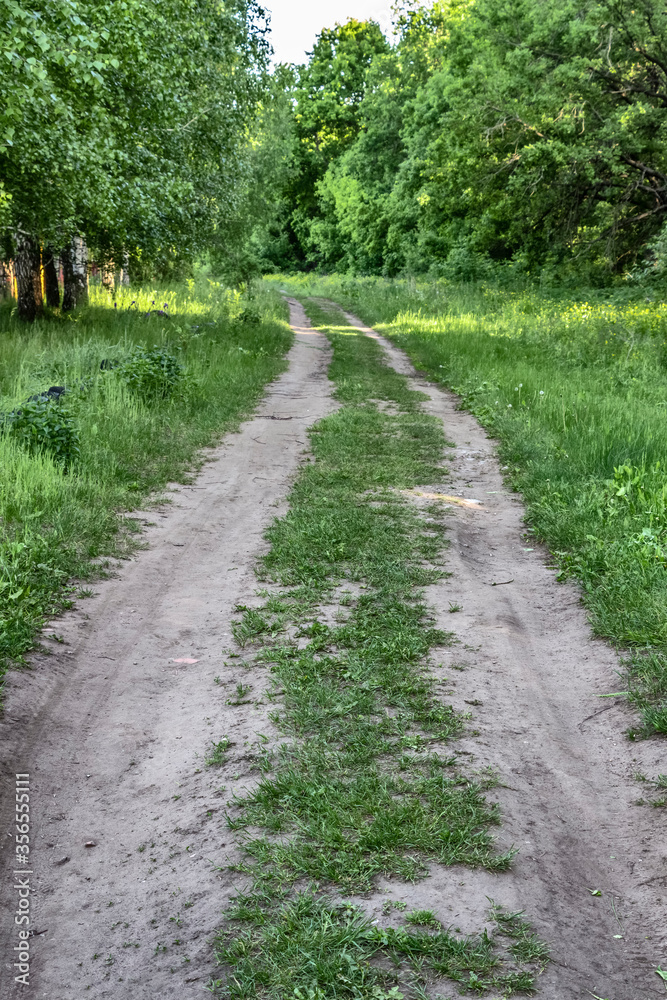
[270,274,667,738]
[0,272,292,686]
[212,300,548,997]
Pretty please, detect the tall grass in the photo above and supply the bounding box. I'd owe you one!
[271,274,667,736]
[0,272,292,684]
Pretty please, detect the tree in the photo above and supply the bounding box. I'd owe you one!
[1,0,270,318]
[286,18,390,267]
[262,0,667,279]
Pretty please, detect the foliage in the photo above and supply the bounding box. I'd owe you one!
[213,64,301,283]
[1,397,80,467]
[0,0,270,277]
[258,0,667,278]
[278,19,390,269]
[117,346,185,401]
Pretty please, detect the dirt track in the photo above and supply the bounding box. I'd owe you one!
[0,300,335,999]
[1,298,665,999]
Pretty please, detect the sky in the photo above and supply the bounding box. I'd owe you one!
[265,0,395,65]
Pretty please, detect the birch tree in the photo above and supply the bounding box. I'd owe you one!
[1,0,269,318]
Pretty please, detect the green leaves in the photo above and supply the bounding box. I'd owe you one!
[1,0,270,278]
[116,346,185,401]
[262,0,667,277]
[1,397,80,467]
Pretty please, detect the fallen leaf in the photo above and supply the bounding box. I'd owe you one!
[55,856,70,866]
[588,888,602,896]
[84,841,96,848]
[656,968,667,981]
[171,658,199,664]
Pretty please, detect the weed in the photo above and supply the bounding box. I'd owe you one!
[206,737,233,767]
[1,397,80,467]
[116,346,184,401]
[213,895,546,999]
[226,682,251,704]
[405,909,441,929]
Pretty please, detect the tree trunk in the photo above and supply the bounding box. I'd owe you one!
[62,236,88,311]
[14,234,42,322]
[101,259,115,292]
[43,247,61,308]
[119,250,130,286]
[0,260,13,299]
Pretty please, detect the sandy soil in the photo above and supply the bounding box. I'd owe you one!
[1,297,665,1000]
[336,307,667,1000]
[0,299,336,999]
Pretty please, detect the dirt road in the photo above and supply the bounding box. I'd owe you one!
[1,297,665,1000]
[0,300,335,999]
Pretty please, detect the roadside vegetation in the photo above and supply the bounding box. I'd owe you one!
[212,300,549,998]
[0,275,292,686]
[273,276,667,738]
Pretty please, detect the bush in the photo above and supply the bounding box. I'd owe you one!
[1,398,80,467]
[116,346,184,400]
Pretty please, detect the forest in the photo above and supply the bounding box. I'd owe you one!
[4,0,667,299]
[251,0,667,285]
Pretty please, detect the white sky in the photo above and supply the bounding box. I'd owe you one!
[265,0,396,65]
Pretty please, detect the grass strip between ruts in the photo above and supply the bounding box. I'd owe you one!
[211,299,548,998]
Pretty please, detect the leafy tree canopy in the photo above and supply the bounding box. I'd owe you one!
[1,0,270,279]
[258,0,667,281]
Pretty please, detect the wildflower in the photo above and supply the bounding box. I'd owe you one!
[539,390,544,395]
[515,387,519,391]
[507,403,512,408]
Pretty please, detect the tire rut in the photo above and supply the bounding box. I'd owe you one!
[0,299,335,1000]
[336,304,666,1000]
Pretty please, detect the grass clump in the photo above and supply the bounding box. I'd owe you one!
[273,275,667,737]
[214,894,546,999]
[212,300,546,997]
[206,737,233,767]
[0,273,292,687]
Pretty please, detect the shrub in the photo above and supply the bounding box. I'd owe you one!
[1,398,80,467]
[116,346,184,401]
[237,306,262,325]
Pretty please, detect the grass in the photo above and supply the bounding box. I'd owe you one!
[0,271,293,688]
[270,274,667,738]
[211,300,548,997]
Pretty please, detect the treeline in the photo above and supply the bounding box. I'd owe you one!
[0,0,269,319]
[253,0,667,284]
